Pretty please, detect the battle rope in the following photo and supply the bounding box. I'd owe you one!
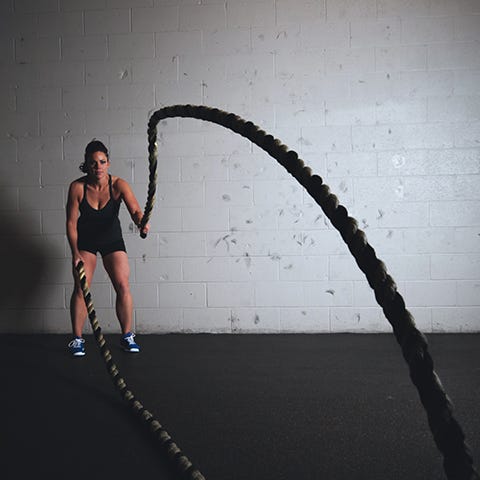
[75,261,206,480]
[137,105,478,480]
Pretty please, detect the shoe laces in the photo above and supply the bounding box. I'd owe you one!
[68,338,85,348]
[124,333,136,345]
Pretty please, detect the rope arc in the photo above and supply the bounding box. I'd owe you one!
[139,104,479,480]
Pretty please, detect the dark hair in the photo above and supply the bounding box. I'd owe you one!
[79,139,109,173]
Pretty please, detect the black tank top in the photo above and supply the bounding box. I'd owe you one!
[77,175,123,246]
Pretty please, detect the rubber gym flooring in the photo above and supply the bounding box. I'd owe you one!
[2,333,479,480]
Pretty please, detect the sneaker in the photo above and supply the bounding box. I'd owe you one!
[68,337,85,357]
[121,332,140,353]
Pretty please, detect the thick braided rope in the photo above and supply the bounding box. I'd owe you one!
[139,125,158,239]
[75,261,206,480]
[140,104,478,480]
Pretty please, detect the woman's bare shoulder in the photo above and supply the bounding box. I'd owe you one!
[111,176,131,190]
[68,176,87,195]
[111,177,133,203]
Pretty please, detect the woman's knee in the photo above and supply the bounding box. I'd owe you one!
[114,280,131,297]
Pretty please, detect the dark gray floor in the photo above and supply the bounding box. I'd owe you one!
[1,333,479,480]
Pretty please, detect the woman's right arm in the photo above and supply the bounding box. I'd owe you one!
[66,181,82,266]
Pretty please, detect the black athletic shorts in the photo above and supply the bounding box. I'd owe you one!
[78,239,127,257]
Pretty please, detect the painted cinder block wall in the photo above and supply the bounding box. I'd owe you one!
[0,0,479,334]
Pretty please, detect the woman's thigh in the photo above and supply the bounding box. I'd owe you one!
[102,250,130,292]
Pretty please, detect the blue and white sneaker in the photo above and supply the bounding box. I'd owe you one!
[120,332,140,353]
[68,337,85,356]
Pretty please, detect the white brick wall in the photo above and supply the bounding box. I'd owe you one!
[1,0,479,334]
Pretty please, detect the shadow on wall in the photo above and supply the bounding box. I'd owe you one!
[0,190,55,333]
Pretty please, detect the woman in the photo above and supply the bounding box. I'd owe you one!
[66,140,149,356]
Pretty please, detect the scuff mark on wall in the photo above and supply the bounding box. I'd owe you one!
[214,234,236,252]
[339,181,348,193]
[298,136,312,146]
[293,233,308,246]
[230,313,240,332]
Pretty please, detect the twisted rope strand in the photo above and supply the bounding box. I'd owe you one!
[139,122,158,239]
[75,261,206,480]
[139,104,478,480]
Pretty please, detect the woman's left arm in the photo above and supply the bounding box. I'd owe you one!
[118,178,150,235]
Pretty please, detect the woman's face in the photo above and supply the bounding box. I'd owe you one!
[87,151,110,180]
